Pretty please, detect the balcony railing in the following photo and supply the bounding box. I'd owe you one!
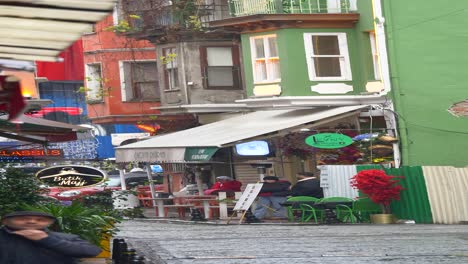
[128,1,232,31]
[229,0,357,17]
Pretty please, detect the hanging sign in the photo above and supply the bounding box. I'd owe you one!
[35,165,106,188]
[184,147,218,161]
[305,133,353,149]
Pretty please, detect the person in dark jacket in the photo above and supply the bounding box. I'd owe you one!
[291,172,324,198]
[254,176,291,219]
[0,210,102,264]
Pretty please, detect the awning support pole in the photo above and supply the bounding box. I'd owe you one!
[146,164,156,200]
[195,166,204,195]
[146,164,164,217]
[119,169,127,191]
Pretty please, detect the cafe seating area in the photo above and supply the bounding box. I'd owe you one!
[136,190,242,220]
[135,180,382,224]
[283,196,382,224]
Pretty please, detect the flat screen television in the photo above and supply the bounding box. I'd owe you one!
[234,140,271,156]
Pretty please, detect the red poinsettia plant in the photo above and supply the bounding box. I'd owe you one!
[350,169,404,214]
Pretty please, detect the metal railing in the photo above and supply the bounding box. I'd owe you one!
[229,0,357,17]
[148,0,232,28]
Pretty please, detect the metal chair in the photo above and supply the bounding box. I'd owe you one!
[285,196,320,221]
[336,197,382,223]
[317,197,354,223]
[299,203,320,223]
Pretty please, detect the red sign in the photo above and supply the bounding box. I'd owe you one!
[0,149,63,158]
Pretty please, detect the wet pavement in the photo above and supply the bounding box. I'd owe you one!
[115,219,468,264]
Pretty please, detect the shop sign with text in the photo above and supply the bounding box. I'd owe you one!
[305,133,353,149]
[184,147,218,161]
[0,149,63,157]
[35,165,106,188]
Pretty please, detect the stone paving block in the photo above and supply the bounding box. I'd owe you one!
[116,220,468,264]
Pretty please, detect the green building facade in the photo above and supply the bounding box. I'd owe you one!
[237,0,379,98]
[383,0,468,166]
[218,0,468,166]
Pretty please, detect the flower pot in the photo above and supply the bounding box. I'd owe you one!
[95,234,111,258]
[368,145,393,156]
[370,214,396,224]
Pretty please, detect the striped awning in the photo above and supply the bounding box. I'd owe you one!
[0,0,116,62]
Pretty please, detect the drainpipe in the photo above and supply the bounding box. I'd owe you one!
[180,43,190,104]
[373,0,409,165]
[372,0,391,95]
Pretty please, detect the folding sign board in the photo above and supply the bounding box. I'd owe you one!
[233,183,263,211]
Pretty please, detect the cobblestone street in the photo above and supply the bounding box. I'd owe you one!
[116,220,468,264]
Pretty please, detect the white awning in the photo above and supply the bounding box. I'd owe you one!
[115,105,368,163]
[0,0,116,62]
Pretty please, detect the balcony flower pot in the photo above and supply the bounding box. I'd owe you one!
[350,169,404,224]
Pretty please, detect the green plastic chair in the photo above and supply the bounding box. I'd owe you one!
[285,196,320,221]
[336,198,382,223]
[299,203,320,223]
[319,197,354,202]
[317,197,354,222]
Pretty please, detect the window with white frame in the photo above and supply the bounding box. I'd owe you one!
[250,35,280,83]
[84,63,103,101]
[120,60,159,101]
[162,47,179,91]
[369,32,381,80]
[304,33,352,81]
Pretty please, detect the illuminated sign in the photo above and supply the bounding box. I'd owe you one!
[0,149,63,157]
[235,141,270,156]
[35,165,106,188]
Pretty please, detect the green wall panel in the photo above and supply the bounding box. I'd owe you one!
[357,165,433,223]
[384,0,468,166]
[357,0,374,31]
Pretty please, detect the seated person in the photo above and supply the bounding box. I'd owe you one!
[204,176,242,195]
[254,176,291,219]
[291,171,323,198]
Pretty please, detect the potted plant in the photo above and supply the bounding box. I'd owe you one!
[350,169,404,224]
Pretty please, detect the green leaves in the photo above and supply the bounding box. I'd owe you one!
[0,167,49,216]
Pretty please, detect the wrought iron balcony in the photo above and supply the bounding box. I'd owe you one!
[124,0,232,32]
[229,0,357,17]
[151,3,231,28]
